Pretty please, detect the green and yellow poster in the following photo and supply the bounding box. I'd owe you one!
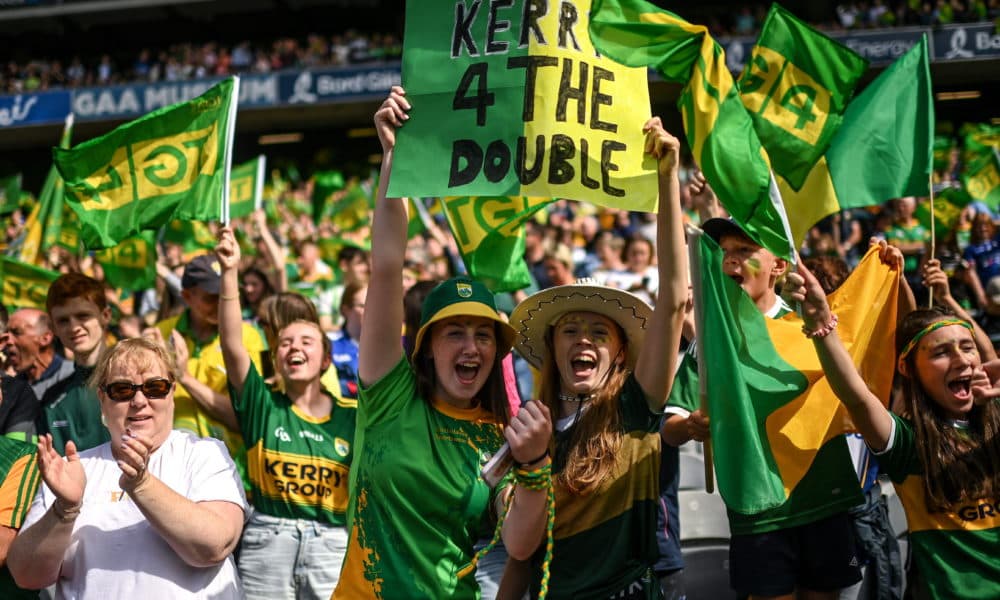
[388,0,657,211]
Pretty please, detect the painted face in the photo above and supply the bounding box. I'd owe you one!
[50,298,110,358]
[428,316,497,407]
[99,358,175,451]
[911,323,980,420]
[551,311,624,396]
[275,321,328,383]
[719,234,783,305]
[182,287,220,326]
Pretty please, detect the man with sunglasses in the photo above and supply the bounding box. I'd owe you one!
[37,273,113,455]
[152,254,265,489]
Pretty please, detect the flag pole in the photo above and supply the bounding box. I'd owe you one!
[928,174,936,309]
[686,224,714,493]
[220,75,241,226]
[254,154,266,212]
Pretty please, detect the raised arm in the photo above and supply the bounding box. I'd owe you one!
[359,86,409,386]
[783,264,894,450]
[633,118,688,412]
[923,258,997,361]
[217,226,252,397]
[251,210,288,292]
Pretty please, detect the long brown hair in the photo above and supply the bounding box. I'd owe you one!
[541,321,629,496]
[896,307,1000,510]
[413,321,511,425]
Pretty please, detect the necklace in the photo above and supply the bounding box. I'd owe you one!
[558,393,593,403]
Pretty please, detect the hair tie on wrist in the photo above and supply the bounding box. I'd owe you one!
[518,449,550,468]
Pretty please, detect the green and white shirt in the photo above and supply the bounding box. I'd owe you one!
[334,358,504,600]
[876,413,1000,600]
[231,363,356,525]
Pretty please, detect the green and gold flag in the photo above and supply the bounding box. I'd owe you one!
[696,236,897,513]
[778,36,934,246]
[0,174,22,216]
[55,77,239,249]
[589,0,793,259]
[95,232,157,290]
[312,170,345,222]
[915,186,971,238]
[388,0,657,212]
[164,219,216,262]
[18,114,74,265]
[441,195,554,292]
[0,257,60,310]
[739,4,867,190]
[963,148,1000,210]
[230,155,266,220]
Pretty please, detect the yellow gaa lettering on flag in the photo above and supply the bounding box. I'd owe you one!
[443,196,551,255]
[740,46,830,147]
[95,236,149,270]
[78,124,219,212]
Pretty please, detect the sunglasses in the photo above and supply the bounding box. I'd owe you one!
[103,378,174,402]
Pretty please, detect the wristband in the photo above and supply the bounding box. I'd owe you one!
[517,449,550,468]
[52,498,82,523]
[219,293,240,301]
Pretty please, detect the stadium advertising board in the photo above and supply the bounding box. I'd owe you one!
[0,91,72,129]
[933,23,1000,61]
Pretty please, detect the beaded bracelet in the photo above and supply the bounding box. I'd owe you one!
[802,314,838,339]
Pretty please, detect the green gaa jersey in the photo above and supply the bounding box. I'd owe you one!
[878,413,1000,600]
[232,363,356,525]
[0,436,40,600]
[334,358,505,600]
[40,365,111,454]
[532,374,661,599]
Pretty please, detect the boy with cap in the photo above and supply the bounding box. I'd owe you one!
[152,254,265,486]
[661,216,863,600]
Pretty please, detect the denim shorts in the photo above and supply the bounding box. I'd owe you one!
[238,511,348,600]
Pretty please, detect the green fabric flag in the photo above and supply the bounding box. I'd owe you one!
[312,170,345,222]
[962,149,1000,210]
[0,174,21,216]
[388,0,658,212]
[329,181,372,233]
[0,257,60,310]
[739,4,867,190]
[95,231,157,290]
[934,135,956,172]
[163,219,216,262]
[589,0,793,259]
[695,234,898,513]
[17,115,74,265]
[777,35,934,246]
[55,77,239,249]
[230,155,266,220]
[441,195,554,292]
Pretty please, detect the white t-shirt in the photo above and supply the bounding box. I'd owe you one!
[21,430,248,599]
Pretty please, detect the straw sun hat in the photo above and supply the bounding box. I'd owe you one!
[509,279,653,370]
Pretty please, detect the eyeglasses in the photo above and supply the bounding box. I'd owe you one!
[103,378,174,402]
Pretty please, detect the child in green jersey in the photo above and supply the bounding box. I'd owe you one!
[508,119,689,599]
[332,86,553,600]
[785,265,1000,600]
[217,227,357,600]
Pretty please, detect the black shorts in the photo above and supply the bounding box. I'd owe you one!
[729,512,862,597]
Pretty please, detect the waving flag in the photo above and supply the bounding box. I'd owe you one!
[589,0,793,259]
[696,237,898,513]
[777,36,934,246]
[55,77,239,248]
[17,114,74,264]
[95,232,157,290]
[230,155,266,220]
[739,4,867,190]
[0,257,60,310]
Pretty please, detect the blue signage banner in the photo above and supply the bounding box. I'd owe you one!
[836,28,927,65]
[0,91,71,129]
[71,73,279,120]
[277,65,401,105]
[933,23,1000,61]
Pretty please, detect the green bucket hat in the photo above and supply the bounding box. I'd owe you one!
[411,277,516,361]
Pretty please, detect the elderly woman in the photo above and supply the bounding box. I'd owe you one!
[8,337,247,598]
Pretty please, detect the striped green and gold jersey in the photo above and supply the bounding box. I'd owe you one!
[232,363,356,525]
[0,436,40,600]
[879,413,1000,600]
